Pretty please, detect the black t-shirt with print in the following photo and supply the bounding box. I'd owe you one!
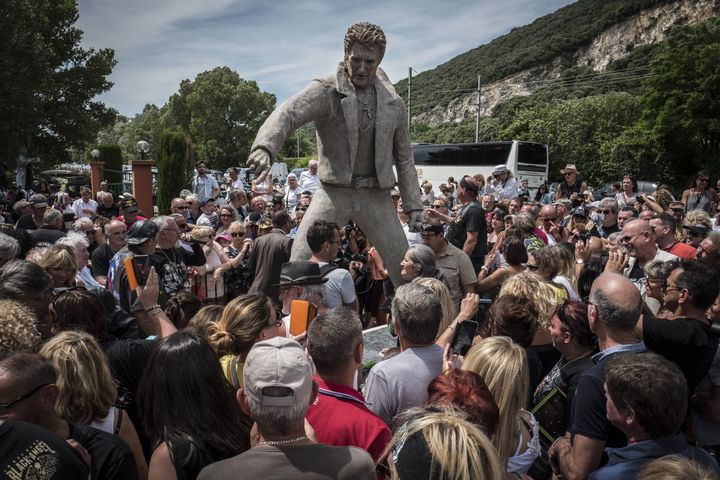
[446,200,487,264]
[0,419,89,480]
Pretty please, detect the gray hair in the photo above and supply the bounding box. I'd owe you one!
[179,189,193,199]
[72,217,94,232]
[43,209,63,225]
[706,230,720,248]
[185,193,200,204]
[0,260,52,300]
[644,260,674,283]
[246,376,313,436]
[152,215,174,230]
[0,232,20,262]
[600,198,619,214]
[392,283,441,345]
[56,232,89,251]
[406,244,439,278]
[607,231,624,245]
[286,173,297,181]
[589,288,642,332]
[299,283,325,309]
[228,190,246,202]
[513,212,536,235]
[307,307,362,373]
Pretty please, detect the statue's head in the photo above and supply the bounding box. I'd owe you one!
[343,22,386,89]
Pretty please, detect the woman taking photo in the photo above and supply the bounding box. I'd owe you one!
[487,209,506,252]
[477,237,527,299]
[138,331,250,480]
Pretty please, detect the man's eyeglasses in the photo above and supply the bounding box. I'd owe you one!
[662,282,682,293]
[621,232,644,244]
[0,383,52,414]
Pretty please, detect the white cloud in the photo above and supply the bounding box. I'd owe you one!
[76,0,575,116]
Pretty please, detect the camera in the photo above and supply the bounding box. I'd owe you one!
[349,253,366,263]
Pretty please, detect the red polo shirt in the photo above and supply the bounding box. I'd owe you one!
[666,241,697,260]
[306,375,392,462]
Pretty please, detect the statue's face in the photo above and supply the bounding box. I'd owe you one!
[346,42,381,89]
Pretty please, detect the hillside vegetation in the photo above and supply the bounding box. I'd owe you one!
[395,0,673,115]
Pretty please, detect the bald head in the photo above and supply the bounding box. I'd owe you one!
[622,219,656,261]
[589,273,642,332]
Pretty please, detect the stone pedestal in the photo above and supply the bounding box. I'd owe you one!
[130,160,154,218]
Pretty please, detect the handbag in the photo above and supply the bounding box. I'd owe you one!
[528,386,568,480]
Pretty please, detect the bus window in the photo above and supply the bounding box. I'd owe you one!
[461,143,512,166]
[413,145,461,166]
[518,142,548,165]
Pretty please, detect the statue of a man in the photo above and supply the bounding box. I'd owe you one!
[247,22,422,286]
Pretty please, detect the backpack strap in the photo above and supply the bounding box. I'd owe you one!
[319,263,338,277]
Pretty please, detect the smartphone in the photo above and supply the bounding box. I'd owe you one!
[124,255,151,290]
[450,320,479,356]
[289,300,317,336]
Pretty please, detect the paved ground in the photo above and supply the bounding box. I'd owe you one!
[362,324,397,365]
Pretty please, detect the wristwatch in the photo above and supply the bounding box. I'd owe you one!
[575,259,584,265]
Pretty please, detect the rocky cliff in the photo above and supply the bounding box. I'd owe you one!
[415,0,719,125]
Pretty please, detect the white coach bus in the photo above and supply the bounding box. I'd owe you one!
[411,141,549,193]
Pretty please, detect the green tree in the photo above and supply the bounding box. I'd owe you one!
[156,132,189,214]
[166,67,276,171]
[501,93,642,186]
[0,0,116,180]
[640,17,720,182]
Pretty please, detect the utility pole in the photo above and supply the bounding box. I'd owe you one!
[475,74,481,143]
[296,129,300,158]
[407,67,412,129]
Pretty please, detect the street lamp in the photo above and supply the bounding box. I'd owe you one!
[136,140,150,160]
[91,149,100,160]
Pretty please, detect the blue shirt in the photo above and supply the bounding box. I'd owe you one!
[589,433,719,480]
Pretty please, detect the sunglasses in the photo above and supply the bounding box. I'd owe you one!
[0,383,52,413]
[176,206,188,210]
[698,178,710,182]
[230,232,245,237]
[297,207,307,212]
[177,223,188,229]
[220,214,232,217]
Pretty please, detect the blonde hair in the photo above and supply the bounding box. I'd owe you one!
[190,225,214,241]
[638,454,720,480]
[0,300,41,353]
[37,245,77,287]
[206,294,271,358]
[39,330,116,425]
[684,210,712,229]
[389,407,503,480]
[227,221,246,235]
[413,277,454,337]
[499,271,558,329]
[462,336,529,465]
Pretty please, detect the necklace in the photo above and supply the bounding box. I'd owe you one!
[257,435,307,447]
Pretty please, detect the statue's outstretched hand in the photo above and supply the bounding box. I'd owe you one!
[247,149,271,183]
[407,210,424,232]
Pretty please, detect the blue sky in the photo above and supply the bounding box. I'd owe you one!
[76,0,576,117]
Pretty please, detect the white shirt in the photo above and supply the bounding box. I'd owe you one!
[72,198,98,219]
[299,170,319,193]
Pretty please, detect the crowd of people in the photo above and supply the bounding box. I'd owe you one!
[1,160,720,480]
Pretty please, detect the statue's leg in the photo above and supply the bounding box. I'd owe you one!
[290,183,351,261]
[352,189,409,288]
